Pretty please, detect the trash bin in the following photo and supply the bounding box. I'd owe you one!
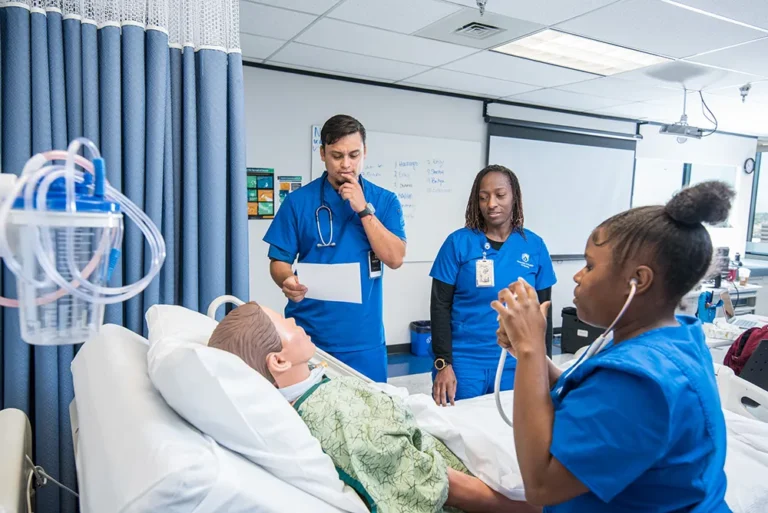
[560,307,603,354]
[409,320,432,357]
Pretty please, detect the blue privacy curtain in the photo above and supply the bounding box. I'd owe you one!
[0,1,248,511]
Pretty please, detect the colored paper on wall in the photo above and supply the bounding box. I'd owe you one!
[247,167,275,219]
[277,175,303,207]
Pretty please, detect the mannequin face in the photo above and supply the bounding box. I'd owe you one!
[261,306,316,373]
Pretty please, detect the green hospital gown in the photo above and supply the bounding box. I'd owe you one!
[293,376,469,513]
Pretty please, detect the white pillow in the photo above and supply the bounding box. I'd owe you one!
[146,304,219,347]
[145,304,368,513]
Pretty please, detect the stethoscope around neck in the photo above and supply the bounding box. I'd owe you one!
[315,171,365,248]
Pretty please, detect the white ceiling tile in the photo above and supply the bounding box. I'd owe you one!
[404,69,539,98]
[268,43,430,81]
[329,0,462,34]
[444,51,598,87]
[557,77,680,102]
[505,88,628,111]
[261,62,397,83]
[612,61,764,92]
[242,0,341,15]
[240,34,286,60]
[239,2,316,40]
[296,18,478,66]
[688,37,768,77]
[555,0,766,58]
[709,80,768,104]
[644,93,742,128]
[667,0,768,31]
[443,0,621,26]
[595,96,768,135]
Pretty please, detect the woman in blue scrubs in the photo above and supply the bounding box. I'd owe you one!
[431,165,556,405]
[493,181,732,512]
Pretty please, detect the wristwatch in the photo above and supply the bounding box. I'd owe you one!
[358,202,375,218]
[434,358,449,371]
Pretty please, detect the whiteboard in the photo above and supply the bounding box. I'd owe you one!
[488,135,635,256]
[311,126,482,262]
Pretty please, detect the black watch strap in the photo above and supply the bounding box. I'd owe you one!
[358,202,375,218]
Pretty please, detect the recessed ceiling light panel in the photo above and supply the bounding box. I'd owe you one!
[492,29,670,76]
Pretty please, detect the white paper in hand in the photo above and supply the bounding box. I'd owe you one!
[295,262,362,304]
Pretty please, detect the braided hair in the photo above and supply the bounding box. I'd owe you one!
[465,165,525,235]
[594,181,733,304]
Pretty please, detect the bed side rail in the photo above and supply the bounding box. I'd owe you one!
[0,408,32,513]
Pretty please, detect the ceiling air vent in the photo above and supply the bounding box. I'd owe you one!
[453,21,503,40]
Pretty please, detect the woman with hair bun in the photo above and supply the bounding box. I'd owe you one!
[493,181,733,512]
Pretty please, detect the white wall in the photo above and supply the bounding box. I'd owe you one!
[244,67,486,345]
[244,67,758,343]
[637,125,758,257]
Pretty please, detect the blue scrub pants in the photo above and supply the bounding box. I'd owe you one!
[329,344,388,383]
[433,364,515,401]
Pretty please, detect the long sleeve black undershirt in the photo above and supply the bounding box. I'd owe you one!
[430,280,554,364]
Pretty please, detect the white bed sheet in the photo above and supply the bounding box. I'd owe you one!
[192,441,349,513]
[375,385,768,513]
[71,324,347,513]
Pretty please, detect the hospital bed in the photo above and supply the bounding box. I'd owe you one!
[2,298,768,513]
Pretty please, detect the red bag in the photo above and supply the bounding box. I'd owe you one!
[724,325,768,376]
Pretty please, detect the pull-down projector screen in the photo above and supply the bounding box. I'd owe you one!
[487,125,636,257]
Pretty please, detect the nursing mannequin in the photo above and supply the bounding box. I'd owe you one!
[208,302,538,513]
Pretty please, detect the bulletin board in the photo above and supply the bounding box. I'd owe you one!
[247,168,275,219]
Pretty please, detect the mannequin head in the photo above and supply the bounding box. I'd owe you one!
[208,302,316,387]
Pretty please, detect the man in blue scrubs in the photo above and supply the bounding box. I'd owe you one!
[263,115,406,382]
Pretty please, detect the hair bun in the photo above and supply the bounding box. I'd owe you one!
[664,181,734,227]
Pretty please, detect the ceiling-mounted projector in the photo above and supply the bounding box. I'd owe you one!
[658,89,716,144]
[659,120,704,140]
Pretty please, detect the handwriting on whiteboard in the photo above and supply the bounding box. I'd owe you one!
[360,158,453,221]
[312,126,322,152]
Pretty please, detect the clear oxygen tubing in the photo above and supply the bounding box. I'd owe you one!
[0,152,106,307]
[32,138,165,304]
[495,279,638,428]
[0,138,165,306]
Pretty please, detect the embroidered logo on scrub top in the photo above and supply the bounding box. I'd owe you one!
[518,253,534,269]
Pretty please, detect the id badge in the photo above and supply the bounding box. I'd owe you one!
[476,259,494,287]
[369,251,382,279]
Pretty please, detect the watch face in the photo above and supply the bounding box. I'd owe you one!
[745,158,755,174]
